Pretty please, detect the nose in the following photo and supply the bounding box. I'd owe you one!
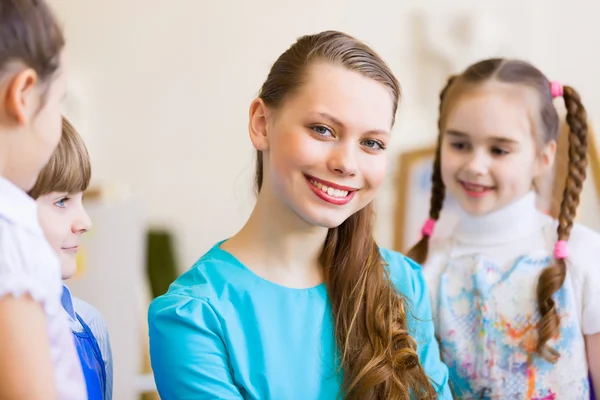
[327,141,357,177]
[72,207,92,234]
[465,150,490,176]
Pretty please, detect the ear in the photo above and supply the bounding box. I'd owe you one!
[248,98,271,152]
[536,139,557,176]
[6,68,39,125]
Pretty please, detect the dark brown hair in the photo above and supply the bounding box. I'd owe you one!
[407,58,589,364]
[0,0,64,85]
[29,116,91,199]
[256,30,437,399]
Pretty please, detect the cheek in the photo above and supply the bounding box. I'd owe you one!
[362,154,387,190]
[38,210,65,252]
[500,155,536,187]
[440,149,459,185]
[270,132,323,172]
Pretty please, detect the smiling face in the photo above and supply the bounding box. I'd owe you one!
[440,84,556,215]
[37,191,91,279]
[250,61,395,228]
[28,116,92,279]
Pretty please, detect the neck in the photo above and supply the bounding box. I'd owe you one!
[0,131,10,181]
[222,187,328,288]
[455,191,541,246]
[0,126,26,190]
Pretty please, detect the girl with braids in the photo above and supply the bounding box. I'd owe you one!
[408,58,600,399]
[149,30,451,400]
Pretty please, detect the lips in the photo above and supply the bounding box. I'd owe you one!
[61,246,79,253]
[304,174,359,206]
[460,181,495,198]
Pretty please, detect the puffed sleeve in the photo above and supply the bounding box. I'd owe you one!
[0,221,54,307]
[148,292,244,400]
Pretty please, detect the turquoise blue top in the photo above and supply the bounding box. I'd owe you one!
[148,241,452,399]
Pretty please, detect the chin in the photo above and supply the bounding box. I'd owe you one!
[60,259,78,280]
[462,206,490,216]
[456,199,500,216]
[297,207,355,229]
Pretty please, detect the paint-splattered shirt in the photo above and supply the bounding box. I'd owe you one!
[424,192,600,399]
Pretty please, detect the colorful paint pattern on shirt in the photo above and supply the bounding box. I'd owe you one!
[436,254,590,399]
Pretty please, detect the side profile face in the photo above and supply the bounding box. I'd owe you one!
[440,84,555,215]
[37,191,91,279]
[1,55,67,191]
[251,61,395,228]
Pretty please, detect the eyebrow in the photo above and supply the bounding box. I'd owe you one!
[445,129,520,145]
[317,112,390,135]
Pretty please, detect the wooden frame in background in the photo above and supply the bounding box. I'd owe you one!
[393,147,436,253]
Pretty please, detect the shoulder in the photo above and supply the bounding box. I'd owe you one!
[72,297,108,331]
[542,216,600,273]
[567,222,600,258]
[379,248,452,396]
[0,216,56,266]
[0,218,23,270]
[0,217,35,268]
[379,247,428,306]
[72,296,113,377]
[0,217,60,306]
[379,247,438,323]
[565,222,600,290]
[72,297,111,345]
[148,242,243,322]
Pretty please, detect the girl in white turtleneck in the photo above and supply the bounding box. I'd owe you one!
[407,58,600,400]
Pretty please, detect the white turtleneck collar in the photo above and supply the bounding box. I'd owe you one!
[454,191,542,246]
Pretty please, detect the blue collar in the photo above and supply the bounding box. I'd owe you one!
[61,285,77,320]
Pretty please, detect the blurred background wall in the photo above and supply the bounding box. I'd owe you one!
[49,1,600,398]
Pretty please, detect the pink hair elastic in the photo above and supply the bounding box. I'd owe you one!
[421,218,436,238]
[554,240,568,259]
[550,81,563,98]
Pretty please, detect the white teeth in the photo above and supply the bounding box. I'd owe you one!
[464,183,488,192]
[309,179,350,198]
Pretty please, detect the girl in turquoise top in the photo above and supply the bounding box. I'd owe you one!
[148,30,451,400]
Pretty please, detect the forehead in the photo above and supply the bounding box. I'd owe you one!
[281,62,395,131]
[445,84,539,142]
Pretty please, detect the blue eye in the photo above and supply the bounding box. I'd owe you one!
[362,139,385,151]
[54,197,69,208]
[311,125,333,137]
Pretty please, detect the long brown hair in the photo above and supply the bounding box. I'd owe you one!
[407,58,589,363]
[0,0,64,86]
[29,116,91,199]
[255,30,437,399]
